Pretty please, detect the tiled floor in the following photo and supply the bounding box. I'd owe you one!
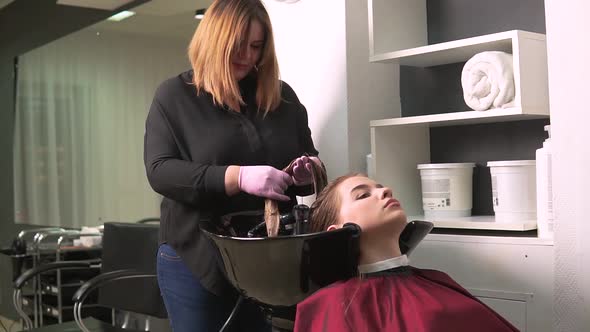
[1,314,172,332]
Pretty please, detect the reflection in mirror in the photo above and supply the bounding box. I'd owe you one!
[13,0,213,227]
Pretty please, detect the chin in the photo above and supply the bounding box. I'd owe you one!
[233,68,252,81]
[389,208,406,222]
[388,210,407,231]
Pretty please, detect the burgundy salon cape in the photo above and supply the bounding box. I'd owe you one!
[294,266,518,332]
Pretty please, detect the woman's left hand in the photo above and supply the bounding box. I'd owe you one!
[291,156,321,186]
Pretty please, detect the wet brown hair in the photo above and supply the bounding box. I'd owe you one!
[188,0,281,113]
[309,173,365,233]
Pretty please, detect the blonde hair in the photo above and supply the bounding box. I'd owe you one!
[188,0,281,114]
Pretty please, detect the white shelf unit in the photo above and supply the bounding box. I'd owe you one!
[368,3,553,329]
[369,29,549,230]
[409,216,537,231]
[410,235,554,331]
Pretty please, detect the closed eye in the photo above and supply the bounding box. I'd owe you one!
[355,192,370,200]
[251,42,264,50]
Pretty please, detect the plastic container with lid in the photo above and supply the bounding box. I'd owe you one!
[487,160,537,223]
[417,163,475,219]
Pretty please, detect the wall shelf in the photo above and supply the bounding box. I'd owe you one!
[422,233,553,246]
[410,215,537,231]
[371,107,548,128]
[370,30,544,66]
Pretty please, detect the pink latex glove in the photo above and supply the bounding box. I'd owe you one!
[291,156,322,186]
[238,166,293,201]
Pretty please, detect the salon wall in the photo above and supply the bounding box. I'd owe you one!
[263,0,399,179]
[263,0,349,179]
[544,0,590,330]
[345,0,399,175]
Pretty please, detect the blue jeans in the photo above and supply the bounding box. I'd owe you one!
[157,244,270,332]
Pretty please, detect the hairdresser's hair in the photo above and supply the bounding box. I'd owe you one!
[309,173,365,233]
[188,0,281,114]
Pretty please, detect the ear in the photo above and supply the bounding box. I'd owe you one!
[327,224,341,231]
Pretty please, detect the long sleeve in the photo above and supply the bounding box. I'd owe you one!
[143,97,228,207]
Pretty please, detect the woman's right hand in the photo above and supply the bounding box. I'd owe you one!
[238,166,293,201]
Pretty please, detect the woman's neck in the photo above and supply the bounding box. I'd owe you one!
[358,233,402,265]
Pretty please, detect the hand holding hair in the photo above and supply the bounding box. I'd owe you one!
[291,156,322,186]
[238,165,293,201]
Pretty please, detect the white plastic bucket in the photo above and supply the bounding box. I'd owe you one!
[487,160,537,223]
[417,163,475,219]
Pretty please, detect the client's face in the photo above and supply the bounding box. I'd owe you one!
[332,176,407,233]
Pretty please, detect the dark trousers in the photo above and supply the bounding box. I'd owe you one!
[157,244,270,332]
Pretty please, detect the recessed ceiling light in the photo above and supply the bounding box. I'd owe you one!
[194,9,206,20]
[56,0,135,11]
[107,10,135,22]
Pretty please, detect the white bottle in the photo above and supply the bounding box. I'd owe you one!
[366,154,375,179]
[536,125,553,239]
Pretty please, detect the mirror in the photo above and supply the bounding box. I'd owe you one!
[13,0,213,227]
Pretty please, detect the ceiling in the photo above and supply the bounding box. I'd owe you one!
[89,0,213,41]
[0,0,14,10]
[55,0,137,10]
[0,0,213,59]
[0,0,147,58]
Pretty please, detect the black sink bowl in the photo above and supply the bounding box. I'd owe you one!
[201,222,362,310]
[200,219,434,316]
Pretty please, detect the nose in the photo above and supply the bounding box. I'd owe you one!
[237,43,251,60]
[379,187,392,199]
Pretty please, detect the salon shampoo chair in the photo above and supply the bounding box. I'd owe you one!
[200,218,434,331]
[13,222,167,331]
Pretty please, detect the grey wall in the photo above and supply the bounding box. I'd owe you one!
[0,59,17,246]
[426,0,546,44]
[400,62,468,117]
[0,57,25,320]
[0,0,148,318]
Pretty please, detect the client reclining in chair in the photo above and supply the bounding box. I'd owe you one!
[294,173,518,332]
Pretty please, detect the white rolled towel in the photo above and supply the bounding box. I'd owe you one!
[461,51,515,111]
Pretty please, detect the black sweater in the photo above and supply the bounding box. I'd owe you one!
[144,70,318,295]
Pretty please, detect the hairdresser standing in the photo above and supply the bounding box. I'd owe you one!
[143,0,321,331]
